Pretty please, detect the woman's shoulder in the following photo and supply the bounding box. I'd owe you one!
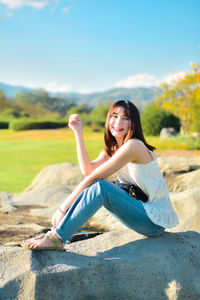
[120,139,143,159]
[125,138,144,149]
[125,139,155,163]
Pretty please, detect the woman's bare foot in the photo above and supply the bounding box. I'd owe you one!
[21,231,64,251]
[22,234,45,245]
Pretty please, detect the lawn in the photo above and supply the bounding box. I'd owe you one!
[0,128,199,193]
[0,128,104,193]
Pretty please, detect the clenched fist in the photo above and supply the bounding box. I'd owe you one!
[68,114,83,134]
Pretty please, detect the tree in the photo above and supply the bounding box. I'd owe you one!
[1,108,21,120]
[141,103,180,136]
[66,106,83,121]
[90,103,110,127]
[15,90,76,117]
[0,90,13,111]
[155,63,200,134]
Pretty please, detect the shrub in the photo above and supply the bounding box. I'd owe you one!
[90,122,102,132]
[0,121,9,129]
[90,105,109,128]
[1,108,21,120]
[66,107,83,121]
[9,119,66,131]
[79,113,91,126]
[141,103,180,136]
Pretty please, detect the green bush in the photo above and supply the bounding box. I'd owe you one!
[89,105,109,128]
[90,122,102,132]
[9,119,66,131]
[79,113,91,126]
[0,121,9,129]
[141,103,180,136]
[1,108,21,120]
[66,107,83,121]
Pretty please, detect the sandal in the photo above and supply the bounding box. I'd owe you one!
[21,233,65,251]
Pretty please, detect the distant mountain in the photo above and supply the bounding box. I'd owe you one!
[69,87,159,107]
[0,82,32,98]
[0,82,159,108]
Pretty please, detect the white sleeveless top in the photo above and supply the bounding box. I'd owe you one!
[117,139,179,228]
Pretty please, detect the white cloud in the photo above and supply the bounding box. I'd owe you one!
[161,71,185,85]
[115,73,160,88]
[62,6,70,13]
[43,81,72,93]
[0,0,58,10]
[115,72,186,88]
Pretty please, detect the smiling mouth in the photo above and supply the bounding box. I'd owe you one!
[112,127,124,132]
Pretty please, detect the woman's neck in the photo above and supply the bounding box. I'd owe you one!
[115,137,124,147]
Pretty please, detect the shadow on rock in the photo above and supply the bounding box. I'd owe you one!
[1,230,198,300]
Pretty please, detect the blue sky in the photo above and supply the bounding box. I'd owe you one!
[0,0,199,94]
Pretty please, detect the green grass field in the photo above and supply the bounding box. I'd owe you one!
[0,128,104,193]
[0,128,199,193]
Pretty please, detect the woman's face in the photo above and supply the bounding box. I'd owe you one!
[109,106,130,142]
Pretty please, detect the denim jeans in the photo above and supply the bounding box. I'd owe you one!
[54,179,165,243]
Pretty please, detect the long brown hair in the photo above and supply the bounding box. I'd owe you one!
[104,100,155,156]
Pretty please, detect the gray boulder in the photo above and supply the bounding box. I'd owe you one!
[0,230,200,300]
[157,156,200,175]
[167,169,200,192]
[191,132,200,139]
[160,127,178,138]
[169,187,200,233]
[25,162,84,192]
[1,157,200,242]
[157,156,200,193]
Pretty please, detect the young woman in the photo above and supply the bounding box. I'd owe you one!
[21,100,179,250]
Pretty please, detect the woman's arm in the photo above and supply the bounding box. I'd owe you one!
[52,139,137,225]
[68,114,109,176]
[60,139,136,211]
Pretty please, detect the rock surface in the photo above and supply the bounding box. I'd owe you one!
[160,127,178,138]
[1,156,200,246]
[1,230,200,300]
[170,187,200,233]
[1,155,200,299]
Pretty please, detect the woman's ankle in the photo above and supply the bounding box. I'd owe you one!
[48,230,62,241]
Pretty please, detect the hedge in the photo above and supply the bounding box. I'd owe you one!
[141,104,180,136]
[0,121,9,129]
[9,119,66,131]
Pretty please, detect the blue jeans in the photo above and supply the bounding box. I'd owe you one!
[54,179,165,243]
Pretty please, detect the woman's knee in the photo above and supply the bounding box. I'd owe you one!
[90,179,107,190]
[87,179,105,195]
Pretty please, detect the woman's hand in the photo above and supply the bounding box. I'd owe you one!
[68,114,83,134]
[51,208,65,226]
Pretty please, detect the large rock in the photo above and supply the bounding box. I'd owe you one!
[166,169,200,192]
[0,163,81,219]
[160,127,178,138]
[157,156,200,175]
[1,158,200,299]
[1,157,200,246]
[191,132,200,139]
[0,230,200,300]
[157,156,200,193]
[0,162,120,232]
[25,162,84,192]
[169,187,200,233]
[0,163,122,247]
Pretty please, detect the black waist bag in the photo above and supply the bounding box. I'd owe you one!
[113,181,148,203]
